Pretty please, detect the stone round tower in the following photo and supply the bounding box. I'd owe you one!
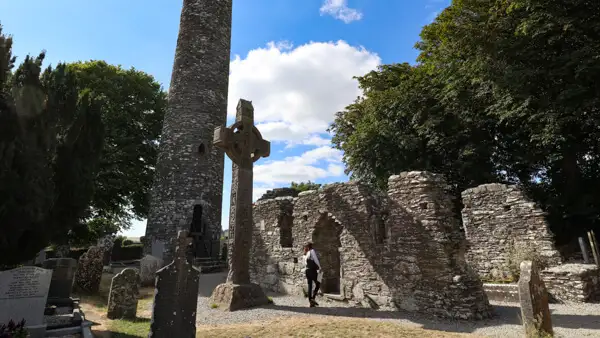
[144,0,232,263]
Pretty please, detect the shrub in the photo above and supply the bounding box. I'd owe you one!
[0,319,28,338]
[111,243,143,261]
[507,240,546,281]
[122,239,133,246]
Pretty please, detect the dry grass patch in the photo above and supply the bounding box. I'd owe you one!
[196,317,479,338]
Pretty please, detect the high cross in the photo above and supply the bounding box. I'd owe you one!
[213,99,270,284]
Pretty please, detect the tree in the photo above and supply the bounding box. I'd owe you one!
[290,181,322,193]
[330,0,600,243]
[0,26,105,266]
[60,61,167,235]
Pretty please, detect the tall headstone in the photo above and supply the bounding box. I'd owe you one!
[143,0,233,263]
[518,260,553,336]
[140,255,164,287]
[0,266,53,338]
[75,246,104,293]
[107,268,140,319]
[149,230,200,338]
[42,258,78,300]
[209,99,271,311]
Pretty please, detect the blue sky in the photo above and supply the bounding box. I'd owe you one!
[0,0,450,237]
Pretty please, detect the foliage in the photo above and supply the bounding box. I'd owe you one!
[507,241,545,282]
[330,0,600,243]
[61,61,167,235]
[0,319,28,338]
[290,181,322,193]
[0,26,105,266]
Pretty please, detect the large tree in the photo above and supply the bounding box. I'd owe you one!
[0,27,105,266]
[330,0,600,242]
[61,61,167,236]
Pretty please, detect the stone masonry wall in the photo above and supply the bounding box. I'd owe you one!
[250,171,493,319]
[461,184,562,282]
[541,264,600,303]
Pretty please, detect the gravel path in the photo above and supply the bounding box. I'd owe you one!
[192,273,600,337]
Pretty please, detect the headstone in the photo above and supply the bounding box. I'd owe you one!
[34,250,46,265]
[97,235,116,266]
[0,266,53,338]
[74,246,104,293]
[107,268,140,319]
[140,255,163,287]
[209,99,271,311]
[518,260,553,336]
[42,258,78,300]
[151,239,166,260]
[149,230,199,337]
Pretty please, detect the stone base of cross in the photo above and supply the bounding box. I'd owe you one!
[209,99,270,311]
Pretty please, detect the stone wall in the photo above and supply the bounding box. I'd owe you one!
[250,171,493,319]
[541,264,600,303]
[461,184,562,281]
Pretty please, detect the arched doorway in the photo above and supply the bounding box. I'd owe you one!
[311,213,342,295]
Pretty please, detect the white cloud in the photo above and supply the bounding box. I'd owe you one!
[319,0,363,23]
[254,146,343,186]
[228,40,380,146]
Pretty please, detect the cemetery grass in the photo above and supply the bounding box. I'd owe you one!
[195,317,478,337]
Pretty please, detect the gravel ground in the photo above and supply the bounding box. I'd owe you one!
[194,273,600,338]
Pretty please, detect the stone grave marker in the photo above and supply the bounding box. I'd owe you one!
[34,250,46,265]
[518,260,553,336]
[0,266,53,338]
[149,230,199,337]
[140,255,163,286]
[209,99,271,311]
[151,239,166,260]
[107,268,140,319]
[75,246,104,293]
[42,258,78,300]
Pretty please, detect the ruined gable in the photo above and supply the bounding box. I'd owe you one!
[461,184,562,282]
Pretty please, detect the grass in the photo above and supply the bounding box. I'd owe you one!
[195,317,478,338]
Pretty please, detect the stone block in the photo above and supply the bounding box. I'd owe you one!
[209,283,270,311]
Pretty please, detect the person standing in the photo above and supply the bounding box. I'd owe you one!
[304,242,321,307]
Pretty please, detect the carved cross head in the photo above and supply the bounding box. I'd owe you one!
[213,99,270,166]
[174,230,192,260]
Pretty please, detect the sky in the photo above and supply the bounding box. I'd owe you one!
[0,0,450,237]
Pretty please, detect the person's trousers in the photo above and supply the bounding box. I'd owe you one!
[305,269,320,299]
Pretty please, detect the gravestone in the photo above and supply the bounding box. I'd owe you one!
[34,250,46,265]
[97,235,116,266]
[140,255,163,286]
[149,230,200,337]
[518,260,553,336]
[151,239,166,261]
[42,258,78,300]
[209,99,271,311]
[55,245,70,258]
[0,266,52,338]
[75,246,104,293]
[107,268,140,319]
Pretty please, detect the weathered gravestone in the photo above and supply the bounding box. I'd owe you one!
[107,268,140,319]
[0,266,53,338]
[518,260,553,337]
[151,239,166,261]
[209,99,271,311]
[75,246,104,293]
[42,258,78,300]
[34,250,46,266]
[149,230,199,338]
[97,235,116,266]
[140,255,163,286]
